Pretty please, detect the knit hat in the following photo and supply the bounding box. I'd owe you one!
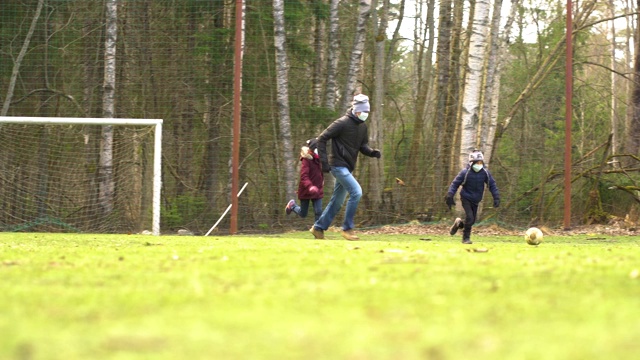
[352,94,370,113]
[468,150,484,164]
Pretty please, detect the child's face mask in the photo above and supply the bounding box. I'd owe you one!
[472,164,483,172]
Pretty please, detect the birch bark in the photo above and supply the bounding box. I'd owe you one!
[273,0,296,199]
[312,2,325,107]
[482,0,519,164]
[609,0,618,155]
[625,0,640,156]
[99,0,117,214]
[324,0,340,110]
[459,0,491,168]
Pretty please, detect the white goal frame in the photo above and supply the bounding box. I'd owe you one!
[0,116,163,236]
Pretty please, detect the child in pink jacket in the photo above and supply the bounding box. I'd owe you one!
[285,139,324,221]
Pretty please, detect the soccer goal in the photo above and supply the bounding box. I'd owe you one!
[0,117,162,235]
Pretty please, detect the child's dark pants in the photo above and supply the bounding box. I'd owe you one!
[461,197,479,240]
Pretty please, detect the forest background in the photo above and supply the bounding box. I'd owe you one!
[1,0,639,235]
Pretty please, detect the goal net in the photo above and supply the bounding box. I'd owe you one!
[0,117,162,235]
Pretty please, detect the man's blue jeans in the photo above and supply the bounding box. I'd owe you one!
[313,166,362,231]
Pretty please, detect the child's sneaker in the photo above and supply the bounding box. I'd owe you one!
[450,218,463,235]
[285,199,296,215]
[462,237,472,244]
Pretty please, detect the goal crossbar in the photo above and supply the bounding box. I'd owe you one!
[0,116,163,235]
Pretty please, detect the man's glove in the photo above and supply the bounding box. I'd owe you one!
[493,199,500,208]
[445,194,455,210]
[371,149,382,159]
[322,162,331,173]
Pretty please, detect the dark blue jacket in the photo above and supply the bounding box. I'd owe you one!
[447,166,500,204]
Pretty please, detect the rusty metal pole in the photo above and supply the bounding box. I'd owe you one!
[564,0,573,230]
[230,0,244,235]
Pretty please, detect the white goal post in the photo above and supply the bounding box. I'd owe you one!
[0,116,162,235]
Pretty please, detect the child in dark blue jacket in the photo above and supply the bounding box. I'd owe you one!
[445,150,500,244]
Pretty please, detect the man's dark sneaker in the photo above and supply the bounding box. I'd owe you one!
[450,218,463,235]
[462,238,472,244]
[285,199,296,215]
[310,226,324,239]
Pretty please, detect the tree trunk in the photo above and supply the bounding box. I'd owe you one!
[324,0,340,110]
[273,0,296,199]
[99,0,117,215]
[1,0,44,117]
[433,0,453,195]
[626,0,640,156]
[369,0,389,213]
[341,0,371,111]
[609,0,618,155]
[482,0,519,164]
[478,0,503,165]
[450,0,472,171]
[625,0,633,149]
[312,1,325,107]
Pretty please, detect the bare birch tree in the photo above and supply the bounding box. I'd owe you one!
[99,0,117,215]
[609,0,619,154]
[324,0,340,110]
[312,1,326,107]
[478,0,504,165]
[459,0,491,168]
[1,0,44,117]
[273,0,296,199]
[625,0,640,156]
[340,0,372,111]
[480,0,519,164]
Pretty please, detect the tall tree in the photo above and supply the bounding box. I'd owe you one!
[481,0,519,164]
[312,0,326,107]
[433,0,454,194]
[273,0,296,199]
[626,0,640,156]
[99,0,118,215]
[459,0,490,166]
[369,0,390,211]
[341,0,372,111]
[448,0,471,170]
[324,0,340,110]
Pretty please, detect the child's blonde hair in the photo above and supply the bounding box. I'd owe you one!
[300,146,313,159]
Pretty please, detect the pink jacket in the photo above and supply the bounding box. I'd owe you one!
[297,152,324,200]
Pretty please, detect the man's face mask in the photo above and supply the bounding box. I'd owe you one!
[472,164,483,172]
[357,112,369,121]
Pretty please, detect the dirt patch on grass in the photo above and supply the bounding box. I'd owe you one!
[357,221,639,237]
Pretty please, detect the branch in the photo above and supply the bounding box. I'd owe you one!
[10,88,86,116]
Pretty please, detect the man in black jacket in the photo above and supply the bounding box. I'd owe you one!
[310,94,381,240]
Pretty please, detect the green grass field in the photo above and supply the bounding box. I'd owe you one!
[1,230,639,360]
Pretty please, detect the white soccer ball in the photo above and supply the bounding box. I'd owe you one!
[524,227,543,245]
